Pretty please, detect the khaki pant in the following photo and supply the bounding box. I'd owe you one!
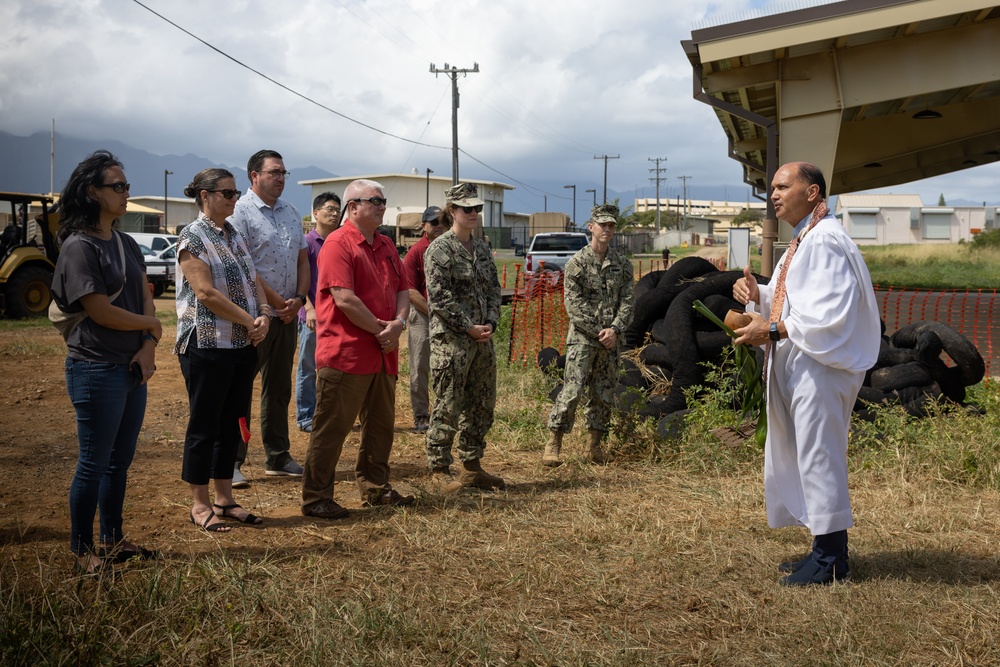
[302,365,397,510]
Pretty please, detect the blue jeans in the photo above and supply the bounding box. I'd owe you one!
[65,358,147,556]
[295,319,317,430]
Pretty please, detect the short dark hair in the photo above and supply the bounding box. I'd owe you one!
[798,162,827,199]
[247,149,283,183]
[312,192,341,211]
[184,168,235,211]
[58,150,124,242]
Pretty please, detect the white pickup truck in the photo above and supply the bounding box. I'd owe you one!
[524,232,589,274]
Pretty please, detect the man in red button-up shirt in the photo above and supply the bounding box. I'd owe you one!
[301,179,413,518]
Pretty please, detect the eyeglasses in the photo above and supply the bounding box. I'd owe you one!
[260,169,290,178]
[317,206,341,215]
[350,197,388,207]
[206,189,242,200]
[457,205,483,214]
[97,182,130,194]
[424,219,442,227]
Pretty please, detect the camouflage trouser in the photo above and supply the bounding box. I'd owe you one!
[547,343,619,434]
[426,332,497,468]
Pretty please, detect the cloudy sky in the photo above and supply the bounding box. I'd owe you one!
[2,0,997,214]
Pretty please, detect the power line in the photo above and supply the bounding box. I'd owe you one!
[130,0,448,150]
[129,0,573,209]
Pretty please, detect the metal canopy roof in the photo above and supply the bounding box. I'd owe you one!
[683,0,1000,199]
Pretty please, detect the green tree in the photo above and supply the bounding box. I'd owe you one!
[938,193,947,206]
[731,207,764,228]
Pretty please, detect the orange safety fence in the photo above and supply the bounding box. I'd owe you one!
[507,266,570,365]
[508,265,999,379]
[874,286,998,379]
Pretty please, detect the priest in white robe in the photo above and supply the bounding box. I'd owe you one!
[733,162,881,586]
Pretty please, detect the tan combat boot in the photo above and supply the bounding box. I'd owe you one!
[542,431,563,467]
[587,429,611,464]
[431,466,464,494]
[459,459,507,490]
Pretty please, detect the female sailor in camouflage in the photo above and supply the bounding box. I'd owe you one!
[424,183,505,492]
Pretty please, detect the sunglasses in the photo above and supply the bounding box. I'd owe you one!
[457,205,483,214]
[350,197,388,207]
[98,182,130,194]
[206,189,242,200]
[424,219,442,227]
[260,169,290,178]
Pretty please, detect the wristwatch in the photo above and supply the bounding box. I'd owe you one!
[398,317,407,331]
[294,294,307,305]
[769,322,781,342]
[611,324,621,335]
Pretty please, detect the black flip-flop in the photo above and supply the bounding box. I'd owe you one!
[213,503,264,526]
[190,509,231,533]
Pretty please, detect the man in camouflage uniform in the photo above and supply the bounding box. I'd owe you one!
[544,204,635,466]
[425,183,505,492]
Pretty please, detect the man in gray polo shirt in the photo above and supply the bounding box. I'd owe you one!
[228,149,309,486]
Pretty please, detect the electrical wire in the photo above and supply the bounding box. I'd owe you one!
[130,0,449,150]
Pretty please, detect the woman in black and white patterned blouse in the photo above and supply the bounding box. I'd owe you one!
[174,168,271,532]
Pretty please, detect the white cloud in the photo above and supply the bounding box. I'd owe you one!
[1,0,996,209]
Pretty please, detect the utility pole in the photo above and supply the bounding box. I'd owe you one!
[425,168,434,208]
[593,154,619,203]
[648,156,667,234]
[677,175,691,229]
[430,62,479,185]
[164,170,173,232]
[563,184,576,226]
[585,189,596,208]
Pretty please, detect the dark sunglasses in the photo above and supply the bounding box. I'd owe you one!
[424,219,442,227]
[350,197,388,207]
[206,189,242,200]
[458,205,483,214]
[97,182,130,194]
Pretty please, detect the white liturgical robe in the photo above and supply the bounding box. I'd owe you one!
[752,213,881,535]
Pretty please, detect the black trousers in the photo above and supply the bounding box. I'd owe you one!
[179,338,257,485]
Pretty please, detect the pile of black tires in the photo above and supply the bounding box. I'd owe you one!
[537,256,986,439]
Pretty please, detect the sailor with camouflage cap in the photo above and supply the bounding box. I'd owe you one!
[544,204,635,466]
[424,183,505,492]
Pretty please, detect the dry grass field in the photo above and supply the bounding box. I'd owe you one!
[2,296,1000,666]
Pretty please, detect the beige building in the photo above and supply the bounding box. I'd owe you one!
[836,194,994,245]
[634,197,767,232]
[298,173,514,232]
[129,196,200,234]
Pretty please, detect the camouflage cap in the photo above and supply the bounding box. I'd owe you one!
[422,205,442,222]
[590,203,619,224]
[445,182,484,207]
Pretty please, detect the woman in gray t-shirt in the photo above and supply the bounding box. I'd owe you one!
[51,150,162,576]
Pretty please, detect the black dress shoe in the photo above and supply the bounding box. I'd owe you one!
[778,554,812,573]
[779,558,851,587]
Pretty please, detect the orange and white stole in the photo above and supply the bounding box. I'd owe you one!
[762,200,829,381]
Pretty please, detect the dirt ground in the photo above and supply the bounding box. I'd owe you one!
[0,247,727,567]
[0,297,463,567]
